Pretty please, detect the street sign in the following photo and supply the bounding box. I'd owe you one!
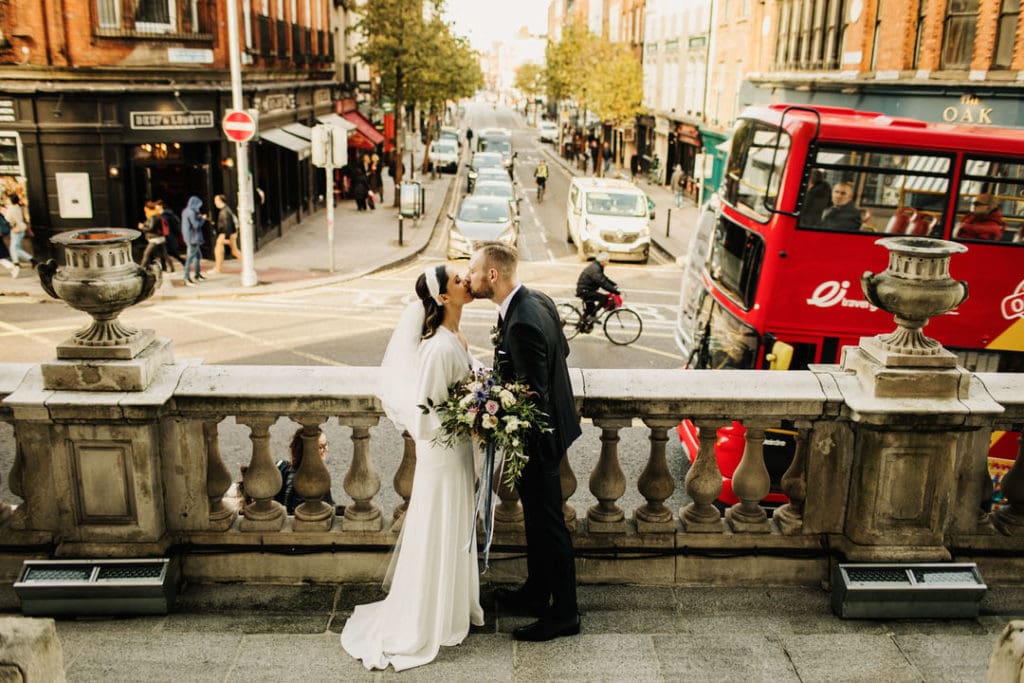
[222,110,256,143]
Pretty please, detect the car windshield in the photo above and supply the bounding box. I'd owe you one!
[479,139,511,155]
[585,192,647,217]
[473,154,504,169]
[431,142,456,154]
[458,201,509,222]
[475,183,513,198]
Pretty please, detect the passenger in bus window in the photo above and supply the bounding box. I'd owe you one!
[820,181,861,231]
[799,169,831,227]
[953,193,1005,241]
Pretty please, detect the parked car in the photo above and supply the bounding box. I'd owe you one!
[439,126,462,149]
[467,152,505,193]
[538,120,559,143]
[428,140,459,173]
[565,177,652,263]
[447,195,519,259]
[473,179,521,218]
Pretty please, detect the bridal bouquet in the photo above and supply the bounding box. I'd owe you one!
[422,367,549,488]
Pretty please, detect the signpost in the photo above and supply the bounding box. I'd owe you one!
[311,124,348,272]
[225,0,257,287]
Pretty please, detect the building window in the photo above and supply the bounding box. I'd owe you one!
[97,0,210,36]
[994,0,1020,69]
[941,0,979,69]
[912,0,928,69]
[97,0,120,28]
[870,0,884,69]
[773,0,845,70]
[135,0,175,33]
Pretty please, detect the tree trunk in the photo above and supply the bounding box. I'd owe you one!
[392,67,404,208]
[421,107,437,175]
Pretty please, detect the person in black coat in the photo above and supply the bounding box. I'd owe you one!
[799,169,832,228]
[820,181,862,231]
[274,428,335,515]
[466,241,582,643]
[350,163,370,211]
[575,252,619,329]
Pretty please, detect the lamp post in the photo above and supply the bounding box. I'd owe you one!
[226,0,257,288]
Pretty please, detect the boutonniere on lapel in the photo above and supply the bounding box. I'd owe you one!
[489,324,503,347]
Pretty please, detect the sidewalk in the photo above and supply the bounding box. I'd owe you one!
[0,158,457,302]
[42,581,1024,681]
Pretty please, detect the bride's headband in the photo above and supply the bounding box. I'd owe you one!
[424,266,444,304]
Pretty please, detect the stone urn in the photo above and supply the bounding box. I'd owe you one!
[39,228,161,360]
[861,236,969,359]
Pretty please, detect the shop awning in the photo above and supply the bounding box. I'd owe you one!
[260,127,311,160]
[315,113,357,131]
[342,111,385,148]
[282,122,313,141]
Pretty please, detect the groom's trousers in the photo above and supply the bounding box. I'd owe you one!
[517,453,578,619]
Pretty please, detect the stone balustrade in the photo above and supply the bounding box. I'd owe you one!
[1,360,1022,586]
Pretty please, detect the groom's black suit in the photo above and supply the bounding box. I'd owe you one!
[494,286,581,620]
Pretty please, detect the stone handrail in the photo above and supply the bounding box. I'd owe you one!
[1,360,1022,585]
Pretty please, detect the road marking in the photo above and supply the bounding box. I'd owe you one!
[0,319,65,345]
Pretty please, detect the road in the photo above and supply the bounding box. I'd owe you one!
[0,103,693,514]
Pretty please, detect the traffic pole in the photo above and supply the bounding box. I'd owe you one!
[226,0,257,287]
[326,158,335,273]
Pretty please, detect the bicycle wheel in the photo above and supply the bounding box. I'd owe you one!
[557,303,582,341]
[603,307,642,345]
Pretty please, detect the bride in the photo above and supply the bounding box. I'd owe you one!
[341,264,484,671]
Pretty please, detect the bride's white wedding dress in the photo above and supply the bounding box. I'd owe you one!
[341,326,484,672]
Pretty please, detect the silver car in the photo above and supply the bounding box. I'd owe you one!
[447,195,519,259]
[467,152,506,192]
[473,179,521,218]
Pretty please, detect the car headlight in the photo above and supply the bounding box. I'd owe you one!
[468,170,478,179]
[449,227,471,245]
[498,225,517,243]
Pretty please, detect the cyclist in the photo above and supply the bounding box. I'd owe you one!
[534,159,549,201]
[575,251,620,333]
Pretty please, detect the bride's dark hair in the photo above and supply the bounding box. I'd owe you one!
[415,265,449,339]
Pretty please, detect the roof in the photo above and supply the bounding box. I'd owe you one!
[569,177,645,193]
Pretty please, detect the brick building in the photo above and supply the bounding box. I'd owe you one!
[0,0,366,256]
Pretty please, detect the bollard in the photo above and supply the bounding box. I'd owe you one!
[398,216,404,246]
[666,207,672,238]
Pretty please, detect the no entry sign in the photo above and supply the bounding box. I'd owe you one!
[222,110,256,143]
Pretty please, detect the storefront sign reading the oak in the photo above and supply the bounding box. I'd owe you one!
[942,95,993,125]
[130,111,215,130]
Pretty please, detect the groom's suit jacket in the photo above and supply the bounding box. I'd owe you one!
[494,286,582,461]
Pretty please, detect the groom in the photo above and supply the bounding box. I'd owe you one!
[466,241,582,642]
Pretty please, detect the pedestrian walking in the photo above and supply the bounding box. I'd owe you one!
[670,164,685,207]
[213,194,242,273]
[180,195,207,286]
[158,199,187,268]
[138,200,171,272]
[2,194,33,268]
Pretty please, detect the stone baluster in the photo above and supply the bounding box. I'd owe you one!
[239,416,286,531]
[993,431,1024,536]
[774,423,810,535]
[291,417,334,532]
[390,431,416,532]
[588,418,629,533]
[4,420,21,528]
[203,420,236,531]
[681,420,725,533]
[560,453,578,532]
[635,418,678,533]
[341,416,382,531]
[494,457,524,533]
[725,421,772,533]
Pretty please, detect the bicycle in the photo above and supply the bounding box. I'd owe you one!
[557,293,643,345]
[536,177,546,202]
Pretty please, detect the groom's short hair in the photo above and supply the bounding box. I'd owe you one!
[476,241,518,280]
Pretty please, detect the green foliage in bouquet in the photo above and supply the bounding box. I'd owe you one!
[420,368,550,488]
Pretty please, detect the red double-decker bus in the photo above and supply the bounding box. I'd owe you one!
[675,104,1024,503]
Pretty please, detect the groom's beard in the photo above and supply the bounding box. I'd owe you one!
[468,282,492,300]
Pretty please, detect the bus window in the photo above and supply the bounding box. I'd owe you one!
[954,158,1024,244]
[709,215,764,310]
[688,288,759,369]
[723,119,790,221]
[799,147,952,234]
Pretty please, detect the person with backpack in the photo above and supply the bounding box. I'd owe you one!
[138,200,171,272]
[157,199,187,268]
[213,194,243,273]
[180,195,207,286]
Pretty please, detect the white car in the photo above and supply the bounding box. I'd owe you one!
[428,141,459,173]
[447,196,519,259]
[538,121,558,143]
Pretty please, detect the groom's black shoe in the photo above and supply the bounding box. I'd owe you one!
[512,614,581,642]
[494,587,548,618]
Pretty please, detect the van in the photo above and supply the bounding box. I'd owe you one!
[476,128,515,176]
[565,177,652,263]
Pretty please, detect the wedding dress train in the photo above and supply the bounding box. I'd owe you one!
[341,327,484,671]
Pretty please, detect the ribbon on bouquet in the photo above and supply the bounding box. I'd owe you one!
[470,441,503,571]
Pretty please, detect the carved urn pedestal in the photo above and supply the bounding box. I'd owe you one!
[38,228,171,391]
[829,237,1002,562]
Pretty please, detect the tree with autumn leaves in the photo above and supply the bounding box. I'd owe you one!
[351,0,482,202]
[543,19,644,174]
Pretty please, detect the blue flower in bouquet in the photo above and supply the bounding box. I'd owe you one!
[419,367,550,488]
